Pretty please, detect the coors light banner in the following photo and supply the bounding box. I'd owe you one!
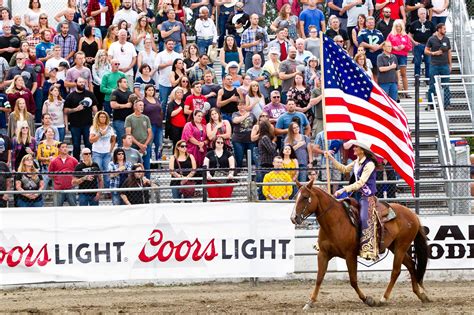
[0,203,295,285]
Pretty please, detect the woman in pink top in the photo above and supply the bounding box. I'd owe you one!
[387,20,413,98]
[181,110,208,167]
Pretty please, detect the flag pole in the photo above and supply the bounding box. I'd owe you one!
[319,31,331,193]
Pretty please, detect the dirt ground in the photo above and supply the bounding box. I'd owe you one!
[1,280,472,314]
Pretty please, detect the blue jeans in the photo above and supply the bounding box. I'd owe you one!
[93,151,111,188]
[113,120,125,147]
[298,164,308,183]
[431,16,447,26]
[221,113,232,123]
[34,89,44,123]
[103,100,112,116]
[174,43,183,53]
[54,192,77,206]
[217,8,233,47]
[428,64,451,107]
[57,127,65,142]
[79,193,99,206]
[112,192,123,205]
[196,37,214,56]
[379,82,398,101]
[414,44,430,79]
[159,85,172,115]
[150,124,163,160]
[70,126,91,160]
[232,141,256,168]
[17,198,44,207]
[172,187,192,203]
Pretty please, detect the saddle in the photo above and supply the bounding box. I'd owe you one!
[341,198,397,253]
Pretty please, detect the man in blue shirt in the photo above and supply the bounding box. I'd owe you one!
[299,0,326,37]
[357,16,384,79]
[275,99,311,137]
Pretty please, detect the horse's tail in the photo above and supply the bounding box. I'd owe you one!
[413,225,429,285]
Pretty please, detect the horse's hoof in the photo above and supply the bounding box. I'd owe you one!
[303,301,314,311]
[376,296,387,307]
[420,293,431,303]
[364,296,376,307]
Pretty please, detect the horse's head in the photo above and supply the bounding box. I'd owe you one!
[291,179,318,225]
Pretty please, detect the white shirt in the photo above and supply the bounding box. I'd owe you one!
[342,0,374,27]
[112,9,139,30]
[195,18,218,42]
[155,49,182,87]
[108,41,137,76]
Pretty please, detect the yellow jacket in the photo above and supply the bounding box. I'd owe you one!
[262,171,293,200]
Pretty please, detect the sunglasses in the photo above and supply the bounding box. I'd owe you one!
[83,152,91,155]
[336,40,344,43]
[272,96,280,98]
[179,144,187,148]
[113,63,120,65]
[216,141,224,144]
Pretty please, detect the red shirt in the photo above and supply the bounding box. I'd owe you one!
[170,101,187,128]
[377,0,404,20]
[184,94,208,124]
[48,155,78,190]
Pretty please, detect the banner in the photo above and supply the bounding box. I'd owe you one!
[0,203,295,285]
[335,215,474,271]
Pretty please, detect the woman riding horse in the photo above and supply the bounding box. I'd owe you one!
[326,139,379,261]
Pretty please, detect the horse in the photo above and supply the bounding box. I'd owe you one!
[290,179,430,310]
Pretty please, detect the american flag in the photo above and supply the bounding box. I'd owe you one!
[322,35,415,194]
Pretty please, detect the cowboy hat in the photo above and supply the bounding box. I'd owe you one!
[343,139,372,152]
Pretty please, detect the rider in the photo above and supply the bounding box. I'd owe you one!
[326,139,379,261]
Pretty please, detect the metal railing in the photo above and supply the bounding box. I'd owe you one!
[450,0,474,76]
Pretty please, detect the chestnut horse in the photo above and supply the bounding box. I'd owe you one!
[290,180,430,310]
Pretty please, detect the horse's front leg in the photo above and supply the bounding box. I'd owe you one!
[303,250,329,310]
[346,254,376,306]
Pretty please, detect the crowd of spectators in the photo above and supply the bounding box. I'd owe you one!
[0,0,451,205]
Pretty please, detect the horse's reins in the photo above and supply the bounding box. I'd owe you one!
[299,188,332,221]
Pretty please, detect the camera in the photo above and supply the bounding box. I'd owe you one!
[255,31,264,41]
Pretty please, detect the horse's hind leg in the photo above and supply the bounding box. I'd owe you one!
[401,253,430,303]
[346,254,376,306]
[303,251,329,310]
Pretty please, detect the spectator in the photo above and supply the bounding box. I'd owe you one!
[135,0,155,25]
[65,51,94,93]
[358,16,384,81]
[0,55,9,92]
[15,154,44,207]
[0,157,11,207]
[256,119,277,199]
[282,144,299,182]
[87,0,114,38]
[143,84,163,160]
[44,45,68,78]
[137,37,158,85]
[327,0,348,31]
[313,131,342,193]
[5,75,35,115]
[72,148,103,206]
[284,121,313,181]
[262,47,282,93]
[42,85,66,141]
[225,2,250,47]
[132,15,157,53]
[125,99,152,174]
[231,100,257,168]
[120,162,152,204]
[431,0,449,25]
[169,58,186,88]
[246,80,265,118]
[36,126,59,189]
[243,0,265,16]
[54,0,81,25]
[188,54,217,85]
[102,24,118,52]
[202,70,221,108]
[241,14,269,71]
[160,9,186,53]
[326,16,350,50]
[55,8,81,41]
[215,0,235,48]
[121,134,143,165]
[184,81,208,122]
[11,15,28,40]
[238,74,252,99]
[5,52,37,95]
[217,74,242,122]
[183,43,200,70]
[350,14,367,56]
[194,6,218,56]
[100,59,126,116]
[169,139,197,202]
[377,41,399,101]
[155,39,181,107]
[89,110,115,187]
[0,22,20,63]
[48,142,78,206]
[64,77,99,160]
[0,130,11,165]
[9,41,30,69]
[376,7,394,39]
[376,0,406,22]
[299,0,326,37]
[263,90,287,125]
[354,52,374,79]
[11,121,36,171]
[344,0,373,51]
[268,29,291,63]
[26,23,42,48]
[166,87,187,147]
[279,46,301,104]
[182,110,208,167]
[406,0,429,23]
[35,113,59,143]
[334,35,347,50]
[409,8,435,81]
[108,29,137,88]
[78,26,101,69]
[37,13,55,37]
[112,0,138,29]
[246,54,268,101]
[287,72,313,126]
[206,108,232,149]
[220,35,243,78]
[203,136,235,201]
[134,63,155,99]
[7,98,34,139]
[110,77,133,146]
[24,0,42,29]
[177,76,192,100]
[36,29,55,63]
[262,156,293,200]
[275,99,311,137]
[305,55,320,90]
[388,20,412,98]
[108,148,131,205]
[426,23,451,109]
[271,5,299,40]
[53,21,77,63]
[20,47,44,122]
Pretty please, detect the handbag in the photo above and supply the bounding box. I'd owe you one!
[177,159,195,197]
[212,152,228,183]
[208,45,219,63]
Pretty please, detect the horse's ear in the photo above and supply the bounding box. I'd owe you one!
[306,178,314,189]
[295,180,302,189]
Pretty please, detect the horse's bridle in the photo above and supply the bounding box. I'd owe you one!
[297,187,333,222]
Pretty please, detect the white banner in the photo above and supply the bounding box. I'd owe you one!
[0,203,295,285]
[335,215,474,271]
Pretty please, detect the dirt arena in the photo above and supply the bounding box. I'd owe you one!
[1,280,472,313]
